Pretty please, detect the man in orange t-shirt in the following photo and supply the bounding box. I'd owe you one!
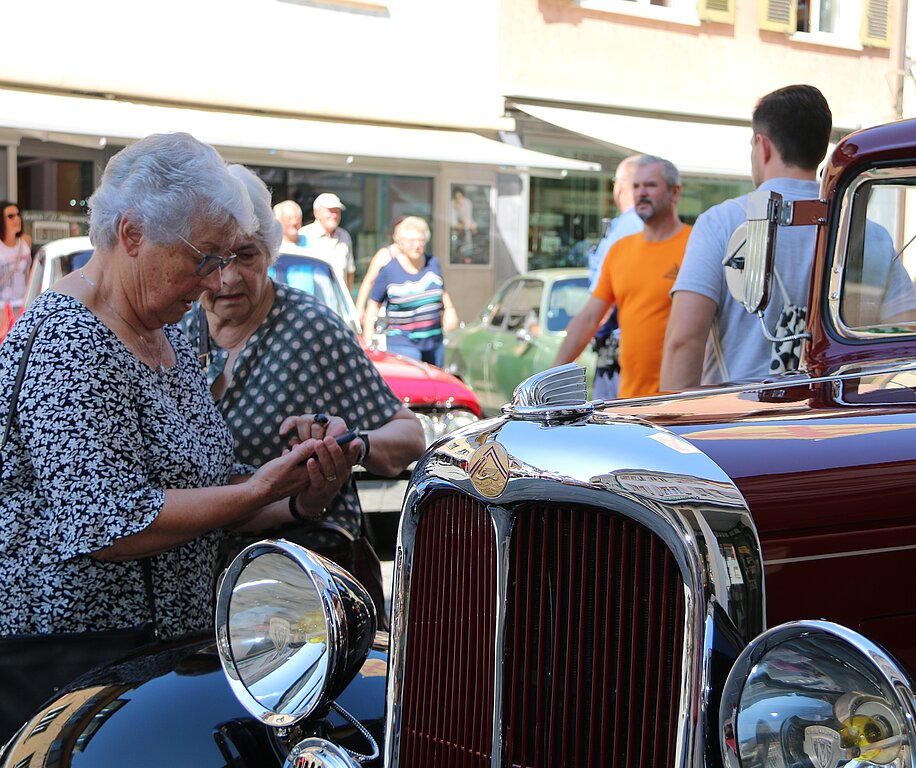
[554,155,689,398]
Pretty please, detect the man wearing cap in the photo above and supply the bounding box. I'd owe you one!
[299,192,356,288]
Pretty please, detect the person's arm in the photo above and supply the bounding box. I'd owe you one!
[94,435,357,560]
[441,290,459,334]
[359,406,425,477]
[363,299,381,345]
[659,290,717,392]
[553,295,611,366]
[355,248,393,319]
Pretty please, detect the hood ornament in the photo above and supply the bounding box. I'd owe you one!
[503,364,593,422]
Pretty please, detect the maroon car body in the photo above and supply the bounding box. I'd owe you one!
[386,117,916,768]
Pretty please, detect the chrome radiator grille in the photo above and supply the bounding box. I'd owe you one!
[399,494,497,768]
[398,494,685,768]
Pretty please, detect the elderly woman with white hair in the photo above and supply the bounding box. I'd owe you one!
[363,215,458,367]
[185,164,424,624]
[0,134,351,740]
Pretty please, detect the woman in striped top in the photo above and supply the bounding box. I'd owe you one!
[364,216,458,367]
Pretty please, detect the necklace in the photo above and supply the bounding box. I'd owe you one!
[78,270,165,375]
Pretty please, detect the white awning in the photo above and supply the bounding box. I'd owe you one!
[515,103,754,178]
[0,89,600,173]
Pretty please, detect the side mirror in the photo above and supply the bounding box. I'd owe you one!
[723,189,781,314]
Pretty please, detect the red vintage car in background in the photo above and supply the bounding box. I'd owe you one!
[5,117,916,768]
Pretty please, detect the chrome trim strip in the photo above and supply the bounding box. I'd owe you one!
[765,542,916,565]
[592,358,916,407]
[490,506,513,768]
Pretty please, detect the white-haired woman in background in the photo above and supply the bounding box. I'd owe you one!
[185,164,424,624]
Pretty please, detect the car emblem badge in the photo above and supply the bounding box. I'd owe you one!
[803,726,841,768]
[469,442,510,498]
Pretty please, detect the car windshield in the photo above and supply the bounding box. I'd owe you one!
[268,254,353,323]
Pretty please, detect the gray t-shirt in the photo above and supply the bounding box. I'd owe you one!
[672,178,821,384]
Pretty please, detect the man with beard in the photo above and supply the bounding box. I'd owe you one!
[554,155,689,398]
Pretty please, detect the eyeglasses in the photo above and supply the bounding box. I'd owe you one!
[176,234,237,276]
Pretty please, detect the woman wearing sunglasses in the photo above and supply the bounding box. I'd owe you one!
[0,200,32,317]
[0,133,354,742]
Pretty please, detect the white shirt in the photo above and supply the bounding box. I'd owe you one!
[299,221,355,284]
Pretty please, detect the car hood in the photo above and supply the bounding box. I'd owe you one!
[364,345,482,415]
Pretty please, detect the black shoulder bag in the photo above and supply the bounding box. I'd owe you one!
[0,309,159,744]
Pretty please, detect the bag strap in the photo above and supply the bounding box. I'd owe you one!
[197,303,210,370]
[772,266,792,308]
[140,559,159,636]
[0,307,160,636]
[710,317,730,383]
[0,308,68,462]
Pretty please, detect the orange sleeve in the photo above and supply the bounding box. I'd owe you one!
[592,243,617,306]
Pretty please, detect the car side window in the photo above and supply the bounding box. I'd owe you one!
[487,281,520,328]
[546,277,590,333]
[501,280,543,333]
[838,174,916,334]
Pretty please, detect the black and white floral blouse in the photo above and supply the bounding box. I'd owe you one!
[0,292,243,638]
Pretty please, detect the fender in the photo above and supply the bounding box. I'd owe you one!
[1,632,389,768]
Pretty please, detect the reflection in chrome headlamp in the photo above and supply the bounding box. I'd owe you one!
[215,539,376,727]
[414,408,479,445]
[720,621,916,767]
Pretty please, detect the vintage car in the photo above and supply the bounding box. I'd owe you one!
[443,267,596,414]
[4,117,916,768]
[18,238,482,527]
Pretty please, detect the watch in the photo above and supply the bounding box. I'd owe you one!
[356,430,370,465]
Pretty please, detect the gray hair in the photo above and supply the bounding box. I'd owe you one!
[634,154,680,188]
[88,132,256,250]
[394,215,431,241]
[614,154,642,183]
[229,165,283,263]
[273,199,302,220]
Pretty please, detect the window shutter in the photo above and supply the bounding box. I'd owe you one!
[758,0,795,32]
[698,0,735,24]
[860,0,891,48]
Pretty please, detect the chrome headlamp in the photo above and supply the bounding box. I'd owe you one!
[414,407,479,445]
[721,620,916,767]
[215,539,376,727]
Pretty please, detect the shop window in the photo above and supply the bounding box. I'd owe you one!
[17,156,94,245]
[527,174,752,272]
[249,166,433,293]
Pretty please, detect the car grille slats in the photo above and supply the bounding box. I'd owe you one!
[400,494,496,768]
[399,495,685,768]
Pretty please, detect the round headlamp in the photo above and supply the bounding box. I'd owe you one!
[720,620,916,768]
[215,539,376,727]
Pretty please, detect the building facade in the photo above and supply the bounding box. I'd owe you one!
[0,0,912,318]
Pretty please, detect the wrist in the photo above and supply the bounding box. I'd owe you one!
[356,430,370,465]
[289,494,323,522]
